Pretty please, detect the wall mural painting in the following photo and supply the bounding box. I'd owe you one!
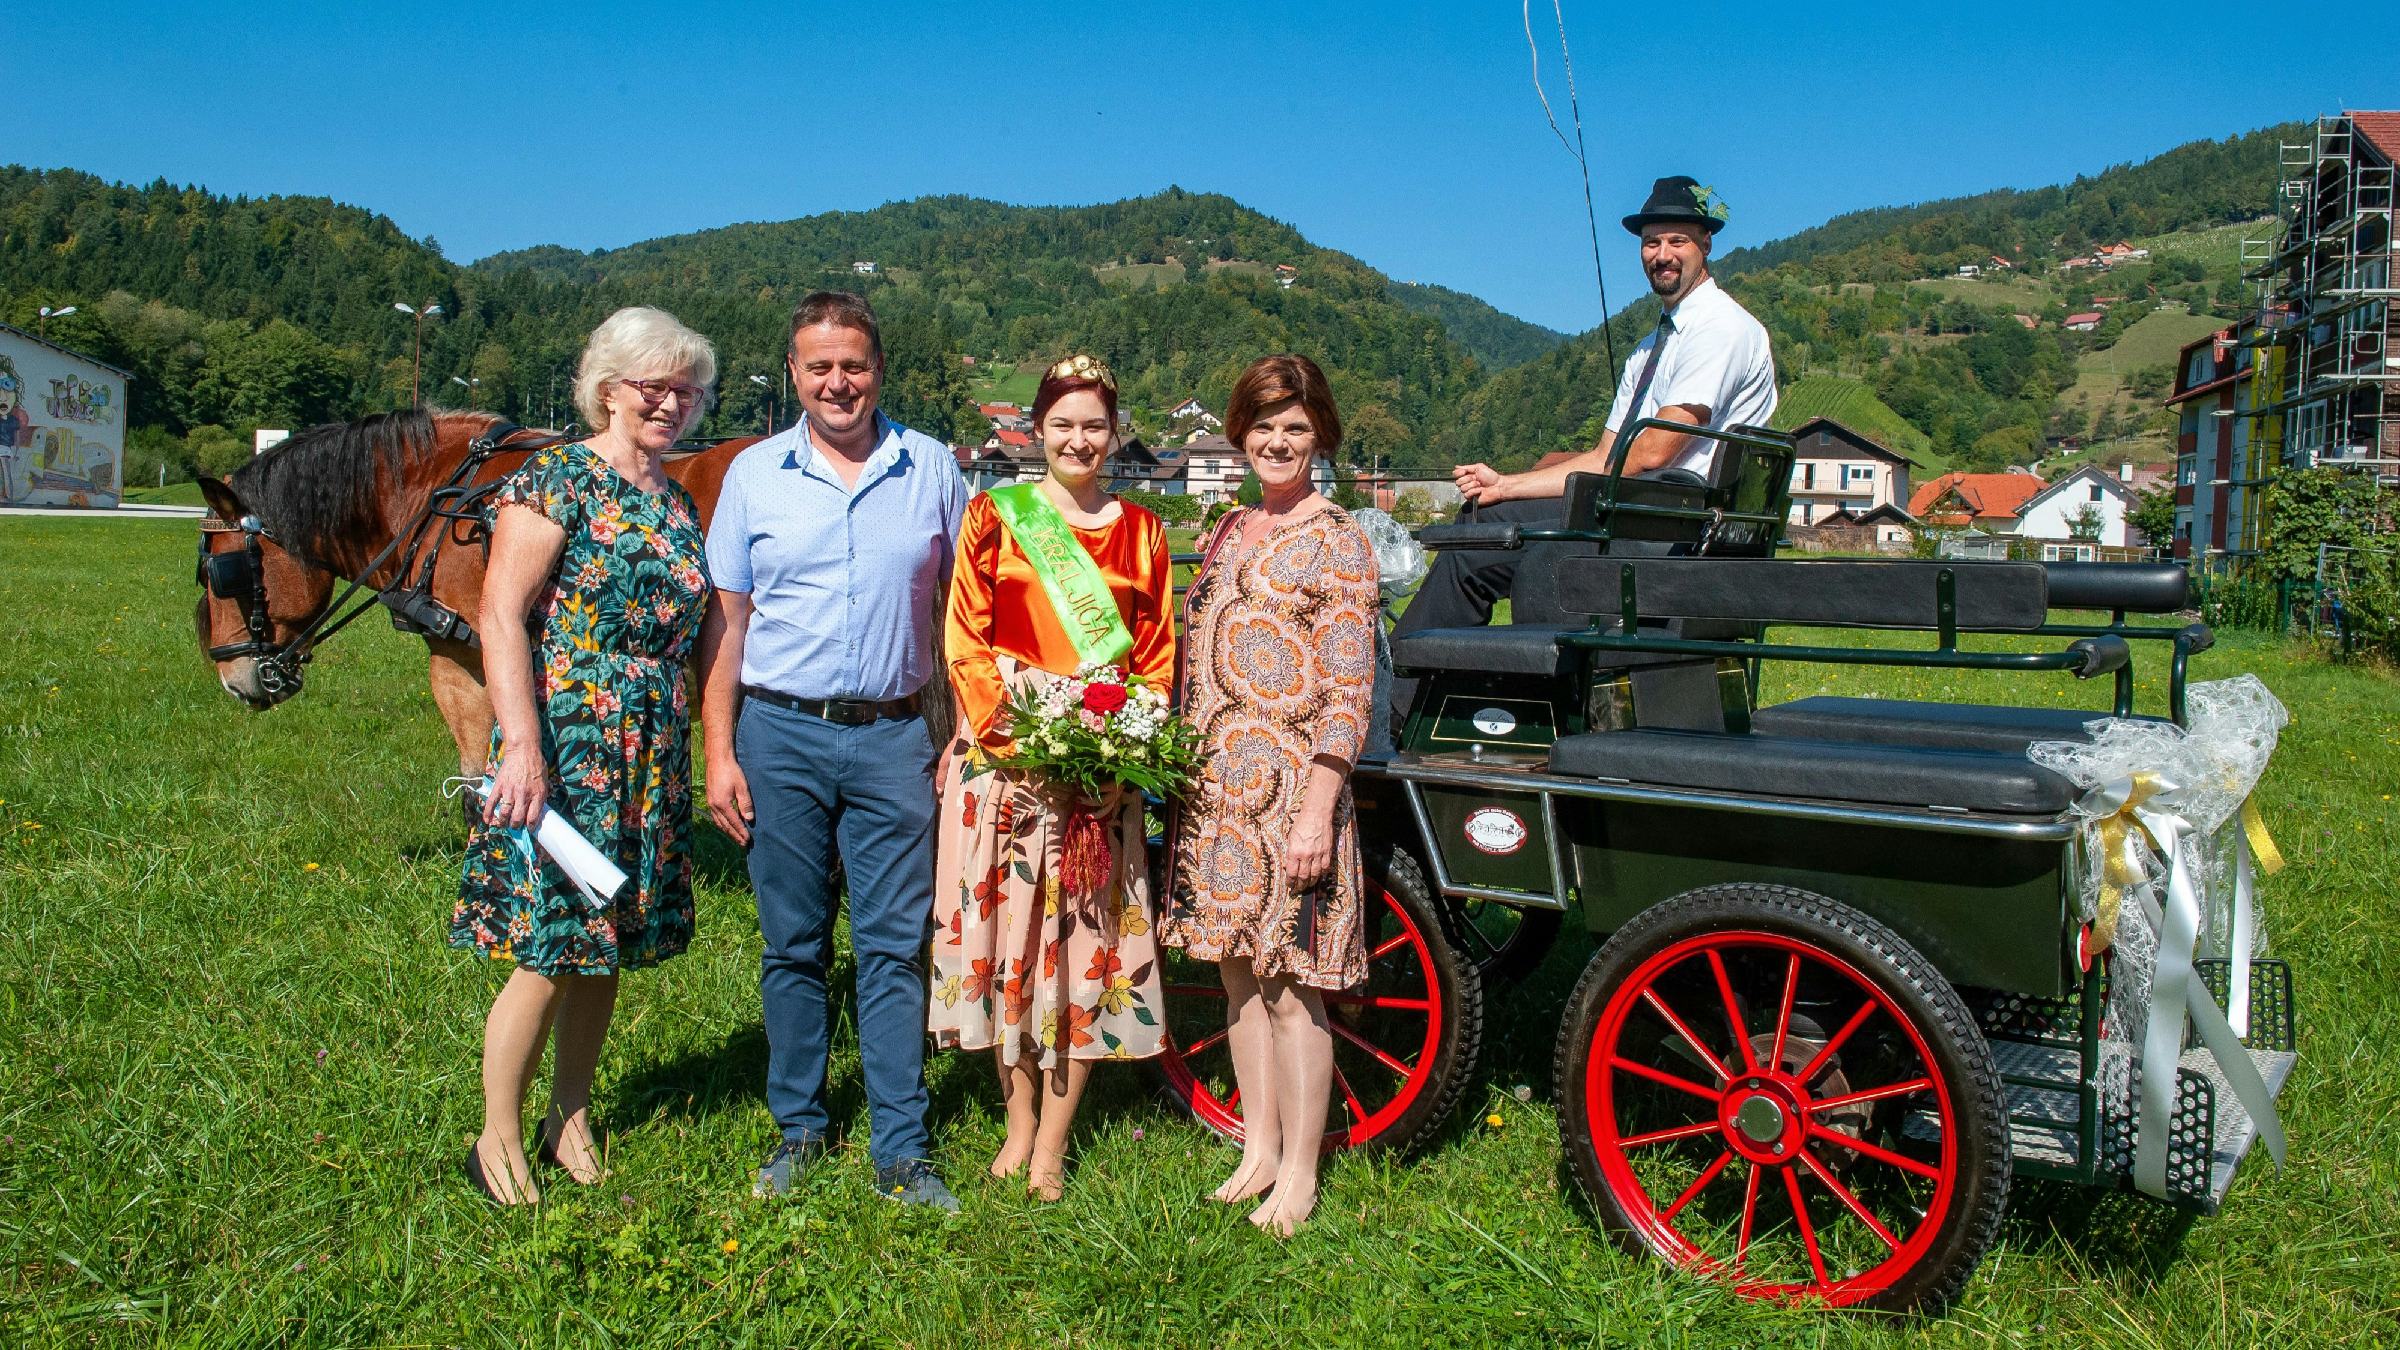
[0,340,125,508]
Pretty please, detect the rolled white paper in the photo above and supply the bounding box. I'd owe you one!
[478,777,630,904]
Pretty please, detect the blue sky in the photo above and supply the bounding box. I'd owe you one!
[16,2,2398,334]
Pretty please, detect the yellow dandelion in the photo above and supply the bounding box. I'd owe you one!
[303,862,321,873]
[721,1239,739,1255]
[1485,1113,1504,1128]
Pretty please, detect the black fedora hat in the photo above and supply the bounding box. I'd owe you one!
[1622,175,1730,236]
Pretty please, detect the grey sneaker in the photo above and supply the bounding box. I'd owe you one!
[752,1135,828,1198]
[875,1159,961,1213]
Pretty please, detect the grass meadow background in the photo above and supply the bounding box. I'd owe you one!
[3,515,2397,1346]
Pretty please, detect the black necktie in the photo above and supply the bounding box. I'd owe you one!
[1622,312,1676,420]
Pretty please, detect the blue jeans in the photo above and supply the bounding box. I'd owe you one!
[736,700,937,1169]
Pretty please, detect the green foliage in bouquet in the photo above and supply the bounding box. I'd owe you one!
[988,665,1205,802]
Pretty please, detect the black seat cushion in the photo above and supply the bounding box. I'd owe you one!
[1390,624,1727,677]
[1548,728,2077,814]
[1750,696,2156,753]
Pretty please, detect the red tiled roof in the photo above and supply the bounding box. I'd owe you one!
[995,427,1032,447]
[1907,472,2045,526]
[2066,312,2104,326]
[2349,110,2400,164]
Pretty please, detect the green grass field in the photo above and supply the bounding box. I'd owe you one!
[4,518,2396,1344]
[968,363,1042,407]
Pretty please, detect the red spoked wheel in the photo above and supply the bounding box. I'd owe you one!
[1155,850,1483,1154]
[1557,885,2008,1313]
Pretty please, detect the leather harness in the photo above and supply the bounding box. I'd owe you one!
[196,419,571,694]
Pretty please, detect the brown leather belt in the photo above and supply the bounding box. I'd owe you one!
[741,685,922,725]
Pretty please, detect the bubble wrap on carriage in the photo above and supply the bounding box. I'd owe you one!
[2027,675,2289,1102]
[1352,509,1429,757]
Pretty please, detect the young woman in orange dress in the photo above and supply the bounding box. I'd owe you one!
[1161,354,1380,1236]
[927,354,1175,1201]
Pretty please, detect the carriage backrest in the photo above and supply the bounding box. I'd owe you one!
[1554,557,2052,632]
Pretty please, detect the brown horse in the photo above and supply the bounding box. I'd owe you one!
[193,409,755,778]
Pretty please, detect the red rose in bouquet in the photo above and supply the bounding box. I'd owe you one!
[1081,681,1129,716]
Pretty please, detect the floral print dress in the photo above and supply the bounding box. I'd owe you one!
[1162,506,1379,990]
[928,497,1175,1067]
[451,442,710,975]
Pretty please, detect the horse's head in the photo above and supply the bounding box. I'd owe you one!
[193,474,338,709]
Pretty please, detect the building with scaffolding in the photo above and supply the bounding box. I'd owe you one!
[2198,112,2400,569]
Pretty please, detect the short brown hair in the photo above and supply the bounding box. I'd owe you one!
[787,291,882,360]
[1225,354,1342,455]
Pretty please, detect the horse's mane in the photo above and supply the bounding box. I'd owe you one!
[228,409,481,567]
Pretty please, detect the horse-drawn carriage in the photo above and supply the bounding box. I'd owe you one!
[191,410,2293,1314]
[1152,420,2296,1312]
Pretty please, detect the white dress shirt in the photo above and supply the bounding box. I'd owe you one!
[1604,276,1778,478]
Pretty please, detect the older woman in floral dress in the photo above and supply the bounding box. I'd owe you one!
[1162,354,1379,1236]
[450,306,715,1205]
[928,354,1176,1202]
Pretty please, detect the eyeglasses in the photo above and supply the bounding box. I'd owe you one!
[620,378,708,407]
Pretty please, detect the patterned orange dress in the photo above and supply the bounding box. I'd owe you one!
[928,491,1176,1066]
[1163,505,1379,990]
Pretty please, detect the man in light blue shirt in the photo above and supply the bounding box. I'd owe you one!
[699,291,968,1210]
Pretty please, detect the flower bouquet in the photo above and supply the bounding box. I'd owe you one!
[990,662,1203,900]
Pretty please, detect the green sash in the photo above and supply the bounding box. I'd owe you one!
[987,483,1135,669]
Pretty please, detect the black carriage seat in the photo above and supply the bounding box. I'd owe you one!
[1748,559,2192,752]
[1394,441,1783,678]
[1749,697,2154,753]
[1548,727,2079,816]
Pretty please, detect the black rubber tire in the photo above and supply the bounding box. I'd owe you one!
[1554,883,2010,1314]
[1153,846,1485,1156]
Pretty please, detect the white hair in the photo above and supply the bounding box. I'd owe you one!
[573,306,718,432]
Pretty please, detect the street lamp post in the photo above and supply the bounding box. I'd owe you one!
[393,300,444,406]
[36,305,76,339]
[748,373,775,433]
[449,375,482,409]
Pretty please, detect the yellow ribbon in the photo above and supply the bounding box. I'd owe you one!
[2241,796,2285,876]
[2090,770,2177,951]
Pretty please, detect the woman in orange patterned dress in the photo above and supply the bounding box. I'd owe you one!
[928,355,1175,1201]
[1161,354,1379,1236]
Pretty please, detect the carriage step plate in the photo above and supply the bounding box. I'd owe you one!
[1903,1039,2298,1209]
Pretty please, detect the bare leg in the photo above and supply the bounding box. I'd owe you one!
[475,966,565,1205]
[1211,957,1282,1203]
[1026,1058,1092,1202]
[541,972,619,1184]
[989,1051,1041,1181]
[1252,976,1333,1237]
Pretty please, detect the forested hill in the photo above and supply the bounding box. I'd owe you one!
[0,170,1525,471]
[1713,124,2300,282]
[1385,281,1566,368]
[467,187,1501,455]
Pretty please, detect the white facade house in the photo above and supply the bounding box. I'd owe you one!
[2013,464,2139,557]
[0,324,130,508]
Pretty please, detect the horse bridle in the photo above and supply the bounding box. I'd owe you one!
[196,512,295,692]
[194,420,571,696]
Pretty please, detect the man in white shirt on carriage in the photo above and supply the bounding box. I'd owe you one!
[1392,174,1777,649]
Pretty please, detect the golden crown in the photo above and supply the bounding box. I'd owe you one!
[1047,353,1117,391]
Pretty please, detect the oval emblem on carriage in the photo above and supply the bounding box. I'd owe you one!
[1463,807,1528,855]
[1470,706,1519,736]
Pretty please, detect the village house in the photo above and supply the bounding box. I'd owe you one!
[1907,470,2046,555]
[1180,432,1248,502]
[1164,395,1221,429]
[2011,463,2142,558]
[851,260,877,274]
[2065,312,2104,332]
[1782,416,1917,529]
